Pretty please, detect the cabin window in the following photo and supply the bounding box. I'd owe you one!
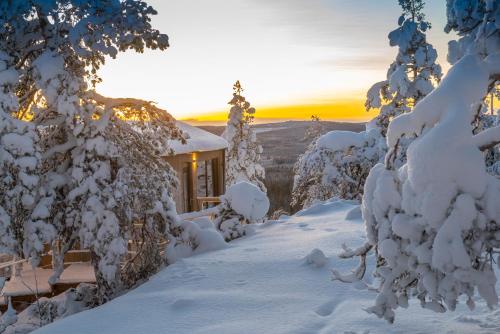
[197,159,215,197]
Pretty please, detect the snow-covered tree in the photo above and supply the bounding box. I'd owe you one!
[303,115,324,142]
[214,182,269,241]
[291,129,384,209]
[223,81,266,192]
[335,0,500,323]
[292,1,441,209]
[0,79,53,267]
[0,0,190,302]
[366,0,442,136]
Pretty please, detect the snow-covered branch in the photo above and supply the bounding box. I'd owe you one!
[473,125,500,151]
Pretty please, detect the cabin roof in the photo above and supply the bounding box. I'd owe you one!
[166,121,228,155]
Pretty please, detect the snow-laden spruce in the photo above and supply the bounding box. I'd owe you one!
[291,129,384,209]
[214,182,269,241]
[292,0,440,209]
[223,81,266,192]
[366,0,442,137]
[0,0,200,303]
[338,0,500,323]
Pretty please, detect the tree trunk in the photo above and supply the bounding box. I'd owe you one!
[90,250,120,304]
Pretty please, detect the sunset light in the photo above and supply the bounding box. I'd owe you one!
[2,1,499,332]
[96,0,451,123]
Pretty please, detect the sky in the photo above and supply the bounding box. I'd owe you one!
[97,0,452,124]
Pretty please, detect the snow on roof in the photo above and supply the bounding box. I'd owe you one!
[166,121,228,155]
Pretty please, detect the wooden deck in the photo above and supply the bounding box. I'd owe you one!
[0,204,221,312]
[0,261,95,312]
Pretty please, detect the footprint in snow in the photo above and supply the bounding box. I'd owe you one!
[234,279,247,286]
[298,223,314,231]
[171,298,195,310]
[314,300,339,317]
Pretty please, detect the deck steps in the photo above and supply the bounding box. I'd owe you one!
[1,262,95,312]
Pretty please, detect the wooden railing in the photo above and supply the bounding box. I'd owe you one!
[196,196,221,210]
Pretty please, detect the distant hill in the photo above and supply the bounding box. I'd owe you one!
[198,120,365,163]
[198,120,365,214]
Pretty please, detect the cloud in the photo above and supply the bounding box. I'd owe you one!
[248,0,400,48]
[316,54,393,70]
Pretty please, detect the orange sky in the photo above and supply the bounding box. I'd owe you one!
[182,98,379,124]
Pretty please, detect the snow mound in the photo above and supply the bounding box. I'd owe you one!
[345,206,362,221]
[296,199,358,217]
[223,182,269,221]
[166,219,227,264]
[305,249,327,268]
[316,131,366,151]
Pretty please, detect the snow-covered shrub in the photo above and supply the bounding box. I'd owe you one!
[0,0,191,302]
[1,283,97,333]
[165,217,227,263]
[291,129,384,209]
[223,81,266,192]
[337,0,500,323]
[214,182,269,241]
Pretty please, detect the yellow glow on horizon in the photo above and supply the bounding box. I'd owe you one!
[181,99,379,123]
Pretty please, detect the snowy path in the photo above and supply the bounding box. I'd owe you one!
[37,200,500,334]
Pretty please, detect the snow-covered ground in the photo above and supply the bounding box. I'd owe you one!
[36,200,500,334]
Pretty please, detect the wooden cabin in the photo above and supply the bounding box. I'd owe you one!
[164,121,228,213]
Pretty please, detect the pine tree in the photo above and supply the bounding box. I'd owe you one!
[366,0,442,136]
[223,81,266,192]
[303,115,324,142]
